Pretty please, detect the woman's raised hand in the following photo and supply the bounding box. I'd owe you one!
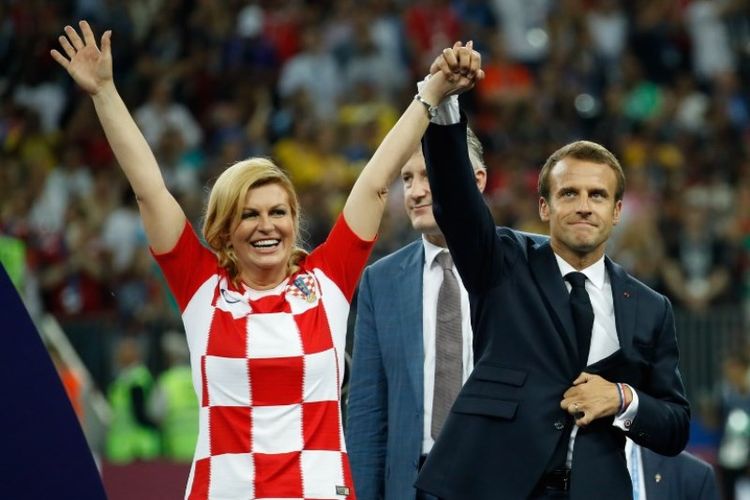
[51,20,113,96]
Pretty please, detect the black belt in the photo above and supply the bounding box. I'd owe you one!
[532,468,571,493]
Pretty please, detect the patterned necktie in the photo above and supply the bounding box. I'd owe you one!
[565,272,594,369]
[432,251,463,439]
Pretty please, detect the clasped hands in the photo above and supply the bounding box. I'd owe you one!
[426,41,485,99]
[560,372,632,427]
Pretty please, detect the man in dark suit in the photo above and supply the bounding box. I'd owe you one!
[346,133,486,499]
[628,439,720,500]
[414,45,690,499]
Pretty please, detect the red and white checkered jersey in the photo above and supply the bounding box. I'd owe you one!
[153,215,374,500]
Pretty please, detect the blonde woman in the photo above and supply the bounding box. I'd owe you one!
[52,21,482,499]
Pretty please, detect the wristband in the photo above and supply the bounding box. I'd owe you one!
[617,383,632,414]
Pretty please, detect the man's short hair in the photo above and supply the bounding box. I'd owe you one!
[537,140,625,201]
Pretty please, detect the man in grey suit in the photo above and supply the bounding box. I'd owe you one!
[345,128,486,500]
[628,439,720,500]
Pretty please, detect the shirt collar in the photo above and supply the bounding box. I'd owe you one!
[554,253,606,290]
[422,236,449,268]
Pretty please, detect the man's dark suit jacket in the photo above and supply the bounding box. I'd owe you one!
[641,448,720,500]
[414,118,690,500]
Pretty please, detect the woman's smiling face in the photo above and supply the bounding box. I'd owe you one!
[229,182,296,288]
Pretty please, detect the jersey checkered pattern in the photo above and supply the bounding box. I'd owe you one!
[153,215,373,500]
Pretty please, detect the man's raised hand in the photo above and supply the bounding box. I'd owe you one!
[429,41,485,95]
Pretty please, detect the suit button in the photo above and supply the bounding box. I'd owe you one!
[554,421,564,431]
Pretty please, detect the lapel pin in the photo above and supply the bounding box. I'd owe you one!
[655,473,661,483]
[623,291,631,298]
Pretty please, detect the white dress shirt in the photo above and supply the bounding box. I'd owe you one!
[421,237,474,453]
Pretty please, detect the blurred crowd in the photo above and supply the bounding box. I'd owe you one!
[3,0,750,482]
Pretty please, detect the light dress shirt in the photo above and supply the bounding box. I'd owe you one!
[625,438,647,500]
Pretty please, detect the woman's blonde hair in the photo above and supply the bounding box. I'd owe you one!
[202,158,307,286]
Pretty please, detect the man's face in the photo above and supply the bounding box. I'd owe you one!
[402,150,441,235]
[539,158,622,265]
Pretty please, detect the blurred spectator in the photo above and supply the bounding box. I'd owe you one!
[685,0,736,84]
[369,0,408,72]
[717,352,750,500]
[609,210,666,291]
[273,112,357,189]
[342,13,407,100]
[404,0,461,71]
[5,106,58,172]
[491,0,552,67]
[621,53,667,125]
[261,1,303,65]
[37,196,112,320]
[277,25,342,119]
[153,125,202,195]
[106,336,159,464]
[628,0,687,85]
[134,1,189,81]
[672,72,711,134]
[133,79,203,150]
[337,75,399,158]
[12,65,65,134]
[148,330,198,462]
[101,188,144,275]
[661,195,737,313]
[28,143,93,236]
[586,0,628,79]
[126,0,167,45]
[453,0,498,55]
[0,234,26,292]
[475,34,534,106]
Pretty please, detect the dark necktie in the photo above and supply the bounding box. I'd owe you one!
[432,251,463,440]
[547,271,596,472]
[565,272,594,369]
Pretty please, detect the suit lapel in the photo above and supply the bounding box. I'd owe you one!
[398,242,426,406]
[606,258,636,352]
[528,242,579,371]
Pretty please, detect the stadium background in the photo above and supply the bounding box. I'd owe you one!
[2,0,750,498]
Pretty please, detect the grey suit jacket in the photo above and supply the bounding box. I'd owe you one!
[346,240,426,500]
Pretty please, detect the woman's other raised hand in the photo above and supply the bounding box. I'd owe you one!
[51,20,113,96]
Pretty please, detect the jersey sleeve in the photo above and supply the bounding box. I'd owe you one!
[304,214,376,301]
[151,221,218,311]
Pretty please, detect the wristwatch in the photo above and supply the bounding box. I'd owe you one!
[414,93,438,119]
